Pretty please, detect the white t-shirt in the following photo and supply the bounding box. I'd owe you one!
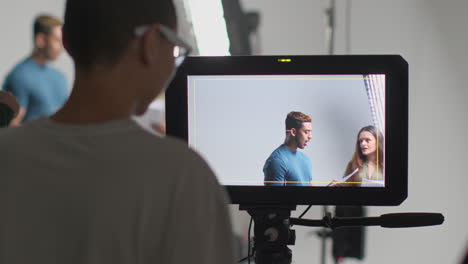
[0,118,236,264]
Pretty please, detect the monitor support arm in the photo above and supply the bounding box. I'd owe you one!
[240,205,444,264]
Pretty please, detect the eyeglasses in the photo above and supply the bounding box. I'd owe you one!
[134,24,192,67]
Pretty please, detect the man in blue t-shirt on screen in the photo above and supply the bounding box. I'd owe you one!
[2,14,68,126]
[263,111,313,186]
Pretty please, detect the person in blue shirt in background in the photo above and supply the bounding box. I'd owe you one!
[263,111,313,186]
[2,14,68,126]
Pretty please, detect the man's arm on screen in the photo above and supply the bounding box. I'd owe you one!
[264,158,287,186]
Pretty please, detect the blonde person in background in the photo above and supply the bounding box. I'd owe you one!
[2,14,68,126]
[341,125,384,187]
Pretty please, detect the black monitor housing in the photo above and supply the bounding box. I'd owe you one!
[166,55,408,206]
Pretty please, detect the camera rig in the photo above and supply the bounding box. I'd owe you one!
[240,205,444,264]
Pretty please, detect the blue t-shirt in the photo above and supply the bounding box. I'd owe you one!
[263,145,312,186]
[2,58,68,121]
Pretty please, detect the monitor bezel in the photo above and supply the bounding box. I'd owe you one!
[166,55,408,206]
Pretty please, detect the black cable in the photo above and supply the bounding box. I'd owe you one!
[238,217,254,263]
[298,205,312,219]
[238,256,249,263]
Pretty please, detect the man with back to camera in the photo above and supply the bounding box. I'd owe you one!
[263,111,313,186]
[0,1,236,263]
[2,14,68,126]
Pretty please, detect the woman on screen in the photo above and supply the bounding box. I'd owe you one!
[342,125,384,187]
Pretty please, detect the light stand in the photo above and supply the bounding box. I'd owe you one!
[321,1,336,261]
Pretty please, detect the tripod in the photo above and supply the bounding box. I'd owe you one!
[240,205,444,264]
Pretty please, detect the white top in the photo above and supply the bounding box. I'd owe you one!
[0,118,236,264]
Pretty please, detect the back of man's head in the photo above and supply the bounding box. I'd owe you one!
[33,14,63,37]
[285,111,312,130]
[63,0,176,70]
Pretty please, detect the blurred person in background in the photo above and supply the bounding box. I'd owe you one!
[2,14,68,126]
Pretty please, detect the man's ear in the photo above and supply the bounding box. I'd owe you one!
[290,128,297,137]
[139,24,161,66]
[34,33,46,49]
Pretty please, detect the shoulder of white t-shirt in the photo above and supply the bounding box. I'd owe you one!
[131,116,164,138]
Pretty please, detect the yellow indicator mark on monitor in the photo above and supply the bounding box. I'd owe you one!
[277,58,292,62]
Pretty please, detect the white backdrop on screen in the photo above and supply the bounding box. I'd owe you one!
[188,74,376,186]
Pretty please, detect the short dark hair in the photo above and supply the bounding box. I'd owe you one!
[285,111,312,130]
[33,14,63,37]
[63,0,177,69]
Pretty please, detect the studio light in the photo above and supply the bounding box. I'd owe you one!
[185,0,230,55]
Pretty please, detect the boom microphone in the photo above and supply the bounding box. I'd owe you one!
[290,212,444,229]
[379,213,445,228]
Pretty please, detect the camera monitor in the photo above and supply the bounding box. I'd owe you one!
[166,55,408,206]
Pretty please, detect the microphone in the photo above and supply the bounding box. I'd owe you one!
[379,213,444,228]
[290,212,444,229]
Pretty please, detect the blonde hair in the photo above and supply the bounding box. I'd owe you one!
[33,14,63,36]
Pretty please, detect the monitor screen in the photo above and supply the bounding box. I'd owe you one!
[188,74,385,187]
[166,55,407,205]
